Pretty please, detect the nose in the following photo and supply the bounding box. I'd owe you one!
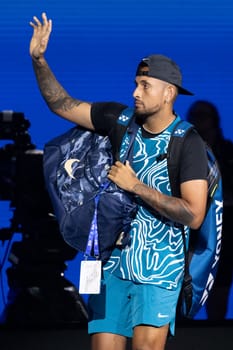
[133,85,139,99]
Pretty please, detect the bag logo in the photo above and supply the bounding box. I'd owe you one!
[200,198,223,306]
[118,113,131,125]
[64,158,80,179]
[174,128,186,137]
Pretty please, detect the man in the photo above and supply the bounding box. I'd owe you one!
[29,13,208,350]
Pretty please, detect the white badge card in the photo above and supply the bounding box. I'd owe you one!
[79,260,102,294]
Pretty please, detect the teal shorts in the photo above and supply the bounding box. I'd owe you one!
[88,270,181,337]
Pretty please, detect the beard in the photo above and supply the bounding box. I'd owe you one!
[134,109,155,125]
[133,102,161,125]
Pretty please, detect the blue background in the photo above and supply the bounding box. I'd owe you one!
[0,0,232,319]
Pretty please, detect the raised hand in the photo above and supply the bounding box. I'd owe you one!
[29,12,52,60]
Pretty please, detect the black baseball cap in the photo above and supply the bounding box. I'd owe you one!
[136,54,194,96]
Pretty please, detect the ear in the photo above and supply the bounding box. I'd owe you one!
[164,84,178,104]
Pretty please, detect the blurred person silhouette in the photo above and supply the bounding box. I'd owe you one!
[186,100,233,321]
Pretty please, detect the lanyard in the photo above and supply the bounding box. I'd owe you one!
[84,182,110,258]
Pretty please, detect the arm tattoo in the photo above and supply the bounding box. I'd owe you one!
[132,183,194,226]
[32,59,82,112]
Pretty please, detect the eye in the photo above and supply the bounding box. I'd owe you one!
[142,82,150,89]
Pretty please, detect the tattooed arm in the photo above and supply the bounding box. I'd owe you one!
[131,179,207,229]
[29,12,93,130]
[108,161,208,230]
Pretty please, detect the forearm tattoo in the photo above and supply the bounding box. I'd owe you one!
[132,183,194,226]
[32,59,82,112]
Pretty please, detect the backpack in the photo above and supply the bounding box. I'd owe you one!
[43,108,138,262]
[167,120,223,319]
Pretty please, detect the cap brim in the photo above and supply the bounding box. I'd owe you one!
[177,86,194,96]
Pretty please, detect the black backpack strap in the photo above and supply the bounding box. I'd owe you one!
[166,119,195,316]
[167,120,194,197]
[110,107,138,161]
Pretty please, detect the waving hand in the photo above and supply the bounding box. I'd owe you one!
[29,12,52,60]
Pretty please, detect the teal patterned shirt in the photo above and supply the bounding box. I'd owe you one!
[104,116,188,290]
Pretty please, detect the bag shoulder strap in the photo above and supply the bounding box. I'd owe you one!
[109,107,137,161]
[167,120,195,197]
[167,120,196,315]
